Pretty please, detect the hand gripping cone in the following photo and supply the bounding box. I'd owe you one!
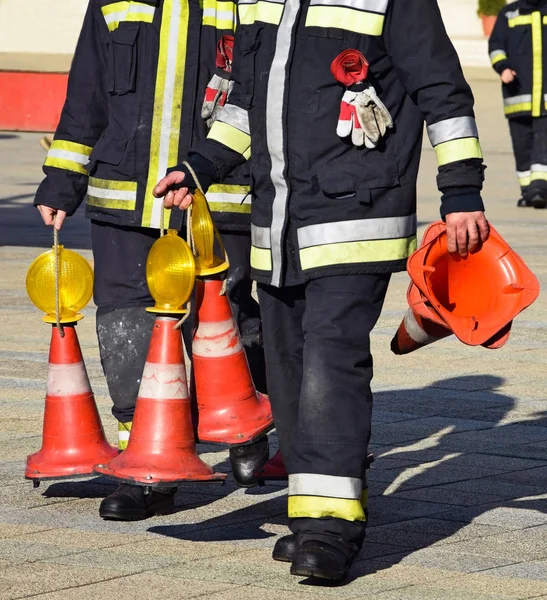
[95,316,225,486]
[26,325,117,486]
[193,279,274,444]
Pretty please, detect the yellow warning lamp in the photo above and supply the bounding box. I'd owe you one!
[145,230,196,314]
[192,189,229,277]
[26,245,94,324]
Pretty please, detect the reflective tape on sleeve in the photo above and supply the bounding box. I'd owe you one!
[217,104,251,135]
[44,140,93,175]
[434,138,483,167]
[250,246,272,271]
[238,0,285,25]
[427,117,479,148]
[305,5,384,35]
[202,0,237,29]
[208,121,251,156]
[490,49,508,65]
[101,1,156,31]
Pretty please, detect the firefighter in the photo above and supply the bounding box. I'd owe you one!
[489,0,547,208]
[155,0,489,583]
[33,0,270,521]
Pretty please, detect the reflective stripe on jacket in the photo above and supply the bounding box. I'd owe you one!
[35,0,250,231]
[489,1,547,119]
[192,0,485,287]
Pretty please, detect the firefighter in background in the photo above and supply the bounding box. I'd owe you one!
[155,0,489,583]
[489,0,547,208]
[33,0,269,521]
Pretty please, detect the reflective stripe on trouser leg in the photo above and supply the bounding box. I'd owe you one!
[508,117,534,195]
[118,421,132,451]
[529,116,547,194]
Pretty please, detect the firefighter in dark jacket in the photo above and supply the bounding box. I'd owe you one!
[489,0,547,208]
[34,0,270,521]
[155,0,489,582]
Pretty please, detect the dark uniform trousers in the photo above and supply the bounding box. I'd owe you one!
[257,273,390,551]
[509,116,547,200]
[92,220,263,423]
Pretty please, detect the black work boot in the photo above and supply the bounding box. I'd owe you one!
[99,484,176,521]
[229,435,269,487]
[290,539,356,581]
[517,197,533,207]
[532,192,547,209]
[272,534,298,562]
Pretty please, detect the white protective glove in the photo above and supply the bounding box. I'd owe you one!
[201,74,233,128]
[336,84,393,148]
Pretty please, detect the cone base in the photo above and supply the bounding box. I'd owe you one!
[253,452,288,482]
[94,450,226,485]
[197,392,274,445]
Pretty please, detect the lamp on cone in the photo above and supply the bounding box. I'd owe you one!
[192,190,229,277]
[95,233,226,486]
[25,246,117,486]
[391,221,539,354]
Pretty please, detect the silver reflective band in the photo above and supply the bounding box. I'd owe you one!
[531,164,547,173]
[309,0,388,11]
[203,7,236,20]
[251,225,271,248]
[289,473,362,500]
[47,149,90,165]
[103,3,156,26]
[427,117,479,147]
[297,215,416,249]
[504,94,532,106]
[218,104,251,135]
[267,0,297,287]
[489,49,507,60]
[506,9,520,19]
[517,170,531,178]
[87,186,137,202]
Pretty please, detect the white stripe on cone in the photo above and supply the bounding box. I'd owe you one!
[403,310,439,345]
[138,362,188,400]
[47,362,92,396]
[193,319,244,357]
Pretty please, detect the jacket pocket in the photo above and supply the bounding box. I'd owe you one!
[87,137,128,173]
[108,22,140,95]
[231,26,263,108]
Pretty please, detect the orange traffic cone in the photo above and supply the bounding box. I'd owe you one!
[408,222,539,346]
[193,278,274,445]
[94,316,225,485]
[26,325,117,487]
[253,450,288,484]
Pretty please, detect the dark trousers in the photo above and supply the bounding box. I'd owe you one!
[257,273,390,552]
[509,116,547,200]
[91,220,263,422]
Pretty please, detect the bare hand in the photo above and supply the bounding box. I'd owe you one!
[153,171,193,210]
[36,205,67,231]
[445,211,489,257]
[501,69,517,84]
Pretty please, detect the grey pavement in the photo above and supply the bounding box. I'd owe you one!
[1,68,547,599]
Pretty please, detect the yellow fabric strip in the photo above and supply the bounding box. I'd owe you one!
[208,184,250,194]
[250,246,272,271]
[101,2,155,32]
[508,15,532,27]
[288,496,366,522]
[44,157,88,175]
[299,236,417,271]
[238,1,284,25]
[50,140,93,156]
[203,0,237,29]
[531,171,547,182]
[491,52,508,65]
[305,6,384,36]
[532,11,543,117]
[86,196,137,210]
[209,121,251,155]
[518,175,531,187]
[505,102,532,115]
[88,177,137,191]
[434,138,483,167]
[117,421,132,451]
[208,202,251,213]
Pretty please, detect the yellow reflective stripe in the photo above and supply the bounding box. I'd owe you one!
[434,138,483,166]
[251,246,272,271]
[299,236,417,271]
[532,12,543,117]
[508,15,532,27]
[288,496,366,521]
[208,121,251,155]
[86,196,136,210]
[505,102,532,115]
[518,172,531,187]
[118,421,132,451]
[238,1,284,25]
[143,0,189,229]
[208,184,249,194]
[88,177,137,191]
[44,157,88,175]
[305,6,384,35]
[50,140,93,156]
[208,202,251,213]
[491,52,508,66]
[531,172,547,182]
[202,0,237,29]
[101,1,155,31]
[87,177,137,210]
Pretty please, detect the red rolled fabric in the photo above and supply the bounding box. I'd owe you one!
[330,49,369,86]
[217,35,235,72]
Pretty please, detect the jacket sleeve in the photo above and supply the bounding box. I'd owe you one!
[34,1,109,216]
[385,0,485,213]
[489,9,512,75]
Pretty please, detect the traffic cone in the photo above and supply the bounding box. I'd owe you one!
[253,450,288,483]
[193,278,274,444]
[408,222,539,346]
[94,316,225,485]
[26,324,117,486]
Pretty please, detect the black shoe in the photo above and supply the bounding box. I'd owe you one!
[290,540,355,581]
[99,484,176,521]
[229,435,269,488]
[532,193,547,209]
[517,197,533,207]
[272,534,298,562]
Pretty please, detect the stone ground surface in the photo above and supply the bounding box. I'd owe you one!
[1,69,547,600]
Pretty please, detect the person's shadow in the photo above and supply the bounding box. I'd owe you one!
[148,374,547,584]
